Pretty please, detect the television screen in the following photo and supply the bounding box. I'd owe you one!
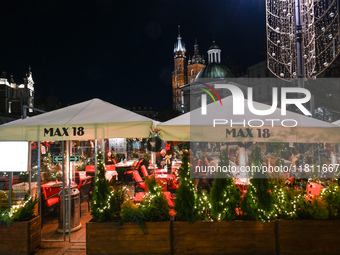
[0,141,29,172]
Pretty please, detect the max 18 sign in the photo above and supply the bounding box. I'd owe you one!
[226,128,270,138]
[44,127,85,137]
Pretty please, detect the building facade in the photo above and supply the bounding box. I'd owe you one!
[181,41,239,113]
[0,68,34,123]
[172,26,187,112]
[172,27,206,111]
[187,39,206,83]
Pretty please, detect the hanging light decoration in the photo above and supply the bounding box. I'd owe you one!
[266,0,340,81]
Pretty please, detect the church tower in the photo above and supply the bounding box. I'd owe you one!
[207,41,221,64]
[172,25,186,111]
[187,39,206,83]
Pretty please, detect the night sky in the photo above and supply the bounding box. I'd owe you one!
[0,0,266,111]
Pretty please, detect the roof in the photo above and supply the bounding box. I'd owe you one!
[209,42,220,50]
[157,95,340,143]
[195,62,234,80]
[0,98,155,141]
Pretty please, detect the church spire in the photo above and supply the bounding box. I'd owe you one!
[174,24,186,54]
[190,39,204,65]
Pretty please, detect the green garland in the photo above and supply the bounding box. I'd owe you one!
[146,134,162,152]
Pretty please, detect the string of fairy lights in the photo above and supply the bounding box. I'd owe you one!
[0,195,35,220]
[36,149,337,222]
[266,0,340,80]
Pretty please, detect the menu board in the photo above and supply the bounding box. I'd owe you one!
[109,138,126,154]
[0,141,29,172]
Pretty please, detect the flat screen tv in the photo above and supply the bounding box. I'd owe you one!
[0,141,29,172]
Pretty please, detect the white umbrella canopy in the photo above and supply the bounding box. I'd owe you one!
[333,119,340,126]
[0,98,155,141]
[157,96,340,143]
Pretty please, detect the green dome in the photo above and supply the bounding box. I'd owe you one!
[195,63,234,80]
[209,43,220,50]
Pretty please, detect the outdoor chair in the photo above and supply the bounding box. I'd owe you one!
[41,183,60,226]
[124,159,143,183]
[132,170,146,194]
[141,165,149,178]
[79,181,91,216]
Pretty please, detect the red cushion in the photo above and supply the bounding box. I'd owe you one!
[163,191,175,208]
[133,192,145,202]
[44,187,60,199]
[138,182,146,190]
[169,209,176,216]
[46,196,59,207]
[85,165,95,172]
[105,165,116,171]
[142,165,149,176]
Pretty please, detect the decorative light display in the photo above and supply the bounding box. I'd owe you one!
[246,182,275,222]
[7,196,34,218]
[266,0,340,80]
[272,185,302,218]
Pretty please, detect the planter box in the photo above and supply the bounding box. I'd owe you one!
[0,215,41,255]
[86,221,171,255]
[173,221,276,255]
[276,220,340,255]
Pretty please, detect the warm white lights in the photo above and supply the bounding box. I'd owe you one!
[266,0,340,80]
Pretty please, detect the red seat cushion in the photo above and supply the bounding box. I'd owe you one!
[46,196,59,207]
[163,191,175,208]
[133,192,145,202]
[44,186,60,200]
[169,209,176,216]
[138,181,146,190]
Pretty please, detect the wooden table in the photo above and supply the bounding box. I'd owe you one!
[116,160,136,168]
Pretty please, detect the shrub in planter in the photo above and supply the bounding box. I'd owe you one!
[91,151,125,222]
[174,150,199,223]
[241,145,274,222]
[0,194,38,225]
[120,200,146,228]
[197,190,212,221]
[306,196,329,220]
[120,175,170,229]
[141,176,170,221]
[272,181,305,219]
[321,181,340,219]
[210,147,241,221]
[0,194,40,255]
[88,177,171,255]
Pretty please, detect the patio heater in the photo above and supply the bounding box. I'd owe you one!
[266,0,340,84]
